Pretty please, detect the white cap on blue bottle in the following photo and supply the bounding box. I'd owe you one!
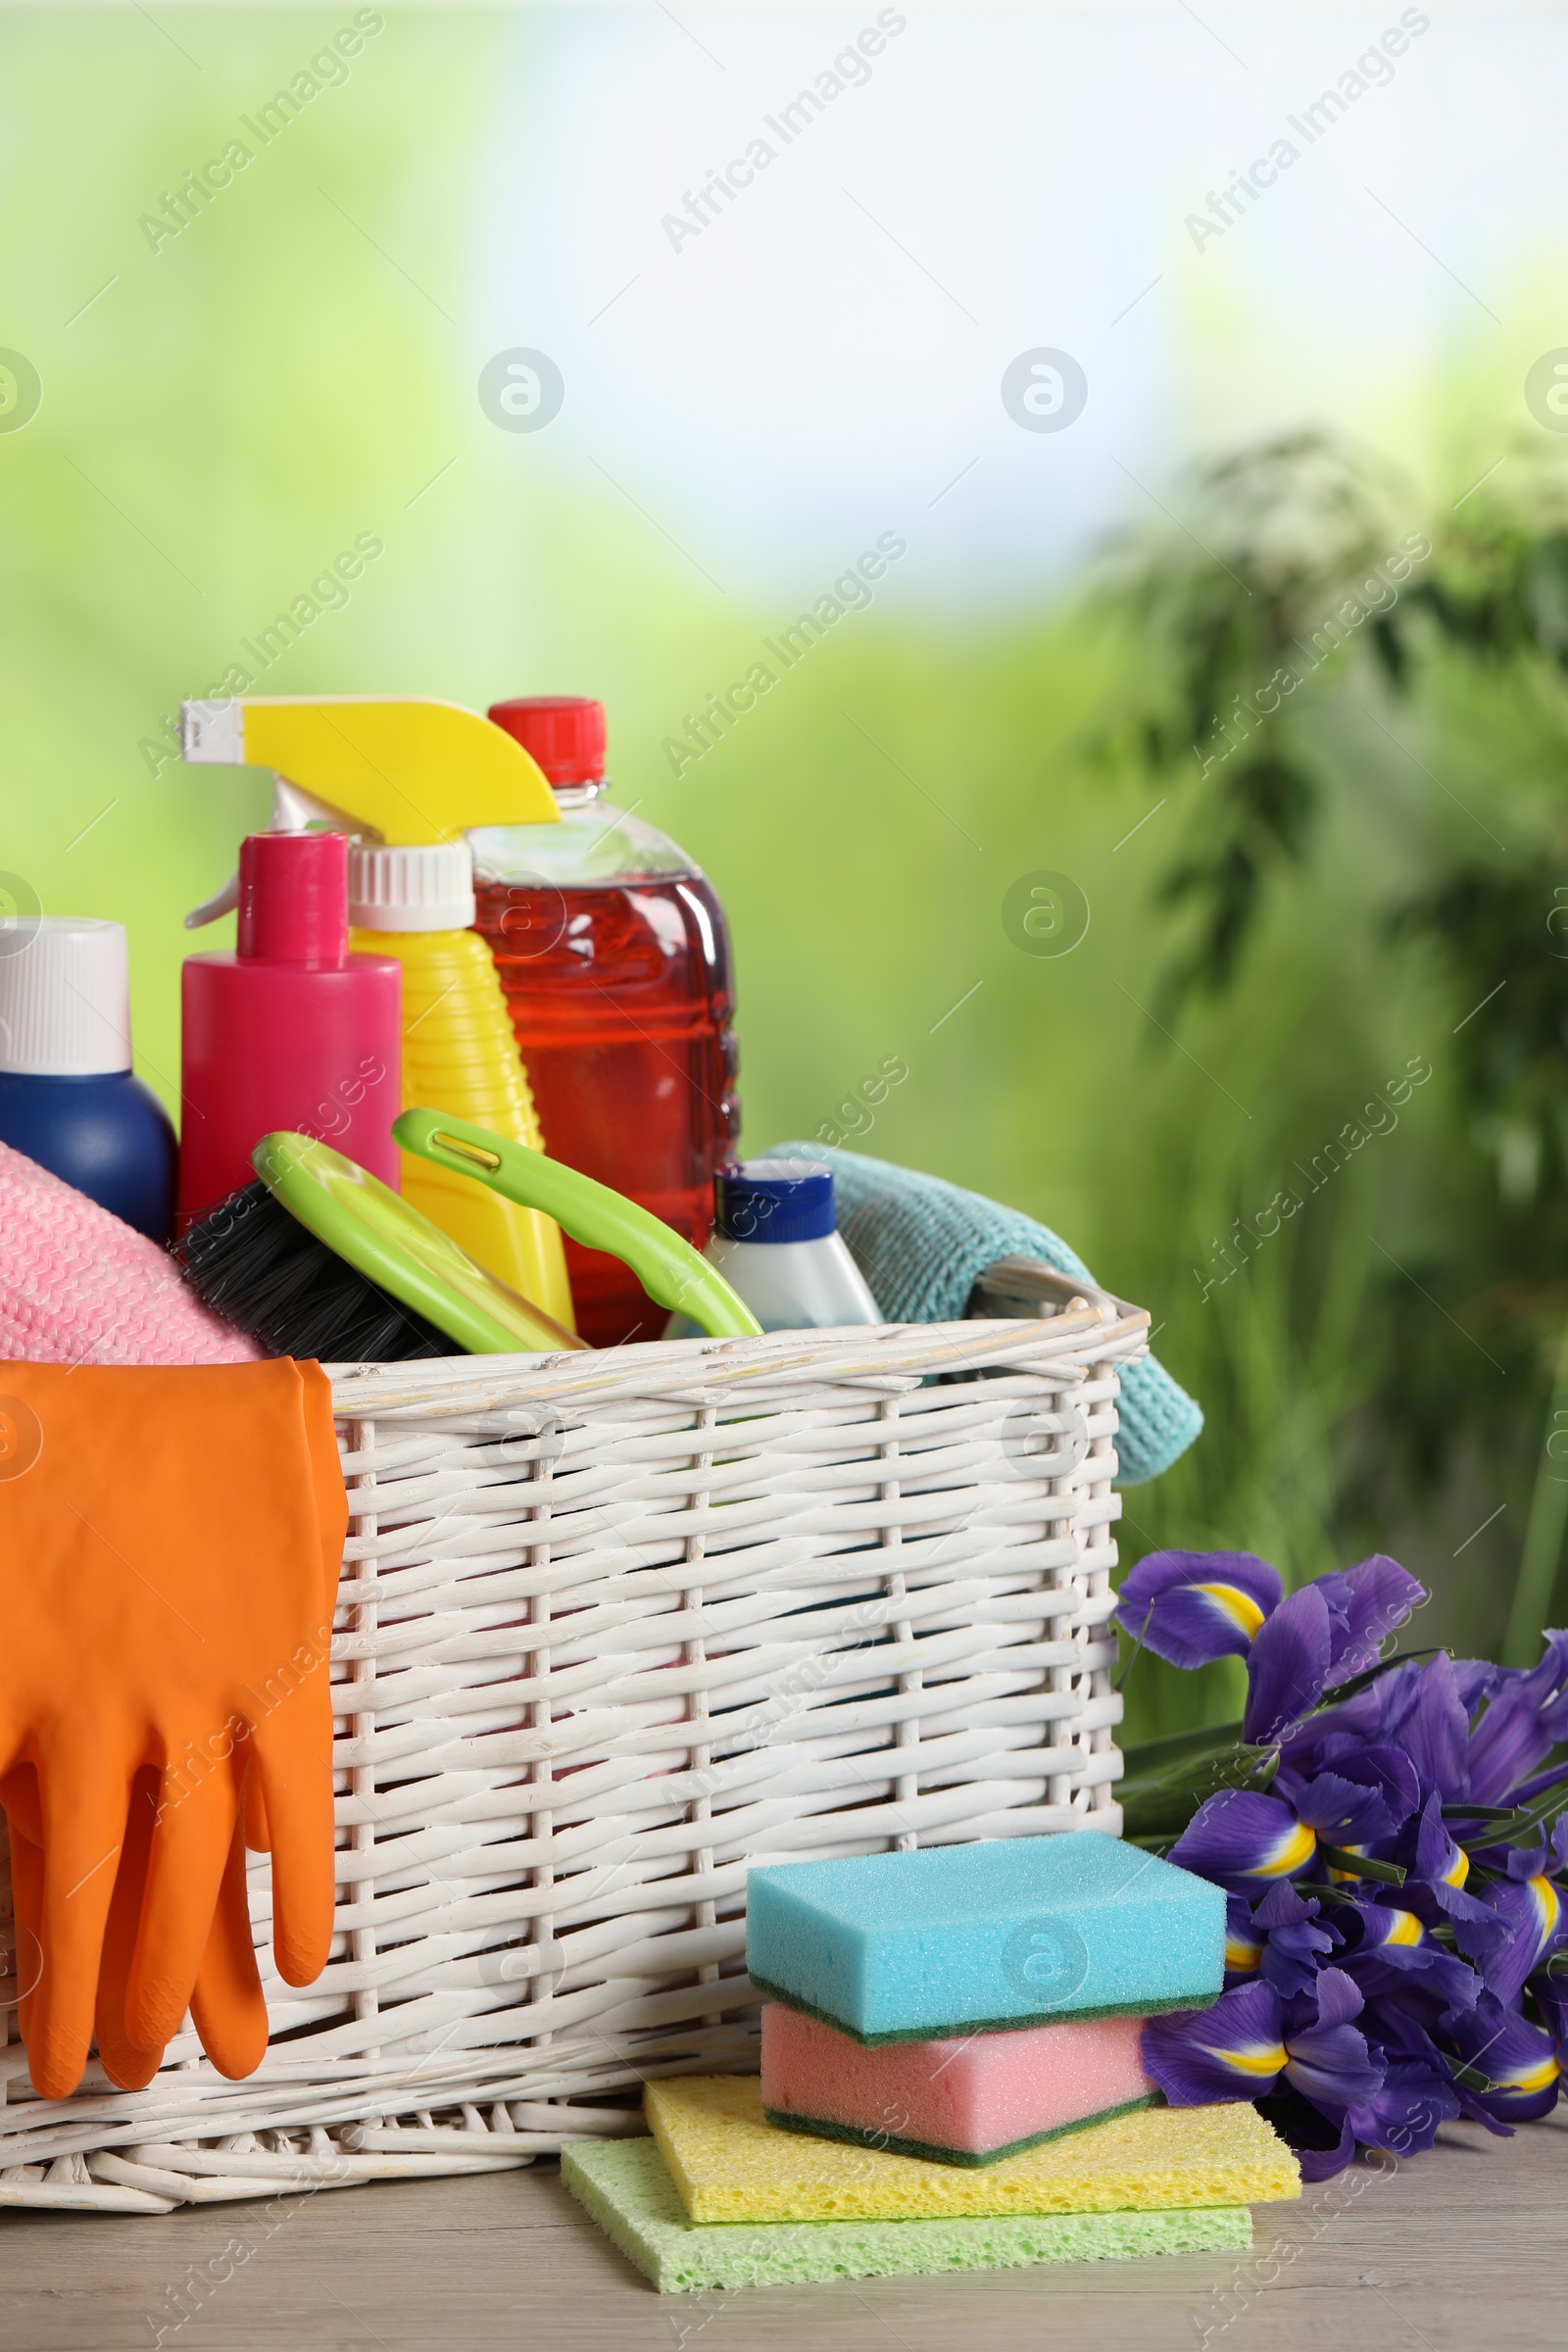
[0,915,132,1075]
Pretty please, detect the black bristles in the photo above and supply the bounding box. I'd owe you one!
[175,1180,462,1362]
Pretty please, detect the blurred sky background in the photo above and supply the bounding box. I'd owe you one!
[4,2,1566,1699]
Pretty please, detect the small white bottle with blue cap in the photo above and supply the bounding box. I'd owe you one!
[664,1158,883,1336]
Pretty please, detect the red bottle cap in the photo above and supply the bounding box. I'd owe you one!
[488,696,606,787]
[235,831,348,966]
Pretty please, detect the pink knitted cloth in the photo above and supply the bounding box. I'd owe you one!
[0,1140,260,1365]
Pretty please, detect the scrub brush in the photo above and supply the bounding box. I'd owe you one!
[177,1121,760,1361]
[176,1133,583,1362]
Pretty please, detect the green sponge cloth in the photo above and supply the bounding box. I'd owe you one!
[562,2137,1251,2292]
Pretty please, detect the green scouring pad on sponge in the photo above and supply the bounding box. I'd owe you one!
[562,2137,1253,2293]
[646,2076,1299,2223]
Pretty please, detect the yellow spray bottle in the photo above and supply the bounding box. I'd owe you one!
[180,695,575,1328]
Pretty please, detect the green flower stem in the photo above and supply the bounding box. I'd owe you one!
[1316,1842,1406,1885]
[1503,1318,1568,1666]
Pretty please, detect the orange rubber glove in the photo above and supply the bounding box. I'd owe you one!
[0,1359,345,2100]
[1,1361,348,2090]
[6,1769,266,2089]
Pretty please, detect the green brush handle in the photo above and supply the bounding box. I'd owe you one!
[393,1108,762,1341]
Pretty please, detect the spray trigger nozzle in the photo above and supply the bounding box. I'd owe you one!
[185,873,239,930]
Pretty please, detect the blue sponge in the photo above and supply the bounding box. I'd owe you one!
[746,1833,1224,2043]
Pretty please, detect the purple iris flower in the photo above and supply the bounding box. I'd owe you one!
[1411,1790,1484,1905]
[1390,1792,1500,1946]
[1274,1763,1401,1849]
[1318,1651,1473,1800]
[1535,1972,1568,2059]
[1168,1789,1317,1888]
[1245,1583,1338,1745]
[1113,1550,1282,1669]
[1276,1968,1387,2109]
[1222,1891,1265,1985]
[1125,1554,1568,2172]
[1342,2054,1461,2164]
[1246,1558,1424,1744]
[1465,1631,1568,1805]
[1317,1557,1429,1682]
[1473,1871,1568,2007]
[1142,1968,1384,2117]
[1335,1900,1480,2013]
[1251,1879,1340,1999]
[1444,1994,1563,2126]
[1114,1549,1422,1743]
[1329,2006,1465,2164]
[1294,1739,1422,1830]
[1140,1981,1288,2104]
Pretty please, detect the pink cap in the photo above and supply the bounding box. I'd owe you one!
[236,832,348,966]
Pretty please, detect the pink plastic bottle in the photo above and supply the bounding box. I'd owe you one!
[177,831,403,1229]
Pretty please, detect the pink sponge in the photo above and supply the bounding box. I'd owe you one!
[760,2001,1158,2169]
[0,1140,259,1366]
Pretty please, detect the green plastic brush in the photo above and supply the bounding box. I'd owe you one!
[393,1108,761,1341]
[177,1120,759,1361]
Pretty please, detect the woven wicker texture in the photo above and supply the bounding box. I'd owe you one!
[0,1307,1142,2207]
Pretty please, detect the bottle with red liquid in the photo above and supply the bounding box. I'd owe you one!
[472,697,740,1346]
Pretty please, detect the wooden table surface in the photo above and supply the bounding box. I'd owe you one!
[2,2109,1562,2352]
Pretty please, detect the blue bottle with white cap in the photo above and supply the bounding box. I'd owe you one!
[0,915,176,1242]
[664,1158,883,1336]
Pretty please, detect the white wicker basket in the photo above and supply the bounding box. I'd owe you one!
[0,1287,1146,2214]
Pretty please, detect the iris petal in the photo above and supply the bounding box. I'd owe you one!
[1141,1983,1286,2106]
[1114,1550,1283,1669]
[1328,1555,1425,1682]
[1480,1873,1568,2005]
[1446,1996,1563,2123]
[1244,1584,1333,1745]
[1282,1969,1385,2110]
[1169,1789,1317,1887]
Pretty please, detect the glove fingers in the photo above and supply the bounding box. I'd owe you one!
[94,1768,166,2092]
[28,1756,135,2100]
[242,1770,271,1854]
[251,1725,336,1986]
[5,1809,44,2047]
[187,1819,270,2080]
[125,1769,237,2051]
[1,1763,44,1846]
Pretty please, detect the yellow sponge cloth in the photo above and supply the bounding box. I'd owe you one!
[646,2077,1299,2224]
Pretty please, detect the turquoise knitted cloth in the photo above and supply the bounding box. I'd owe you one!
[764,1142,1201,1488]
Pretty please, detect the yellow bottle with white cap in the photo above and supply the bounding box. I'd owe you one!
[181,694,574,1327]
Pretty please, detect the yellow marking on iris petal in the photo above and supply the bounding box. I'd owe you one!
[1500,2053,1561,2094]
[1382,1909,1424,1947]
[1443,1845,1469,1889]
[1329,1841,1364,1885]
[1257,1818,1316,1877]
[1225,1938,1262,1972]
[1529,1875,1561,1950]
[1200,2039,1288,2079]
[1196,1582,1267,1642]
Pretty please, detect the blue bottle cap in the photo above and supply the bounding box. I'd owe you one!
[714,1158,835,1245]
